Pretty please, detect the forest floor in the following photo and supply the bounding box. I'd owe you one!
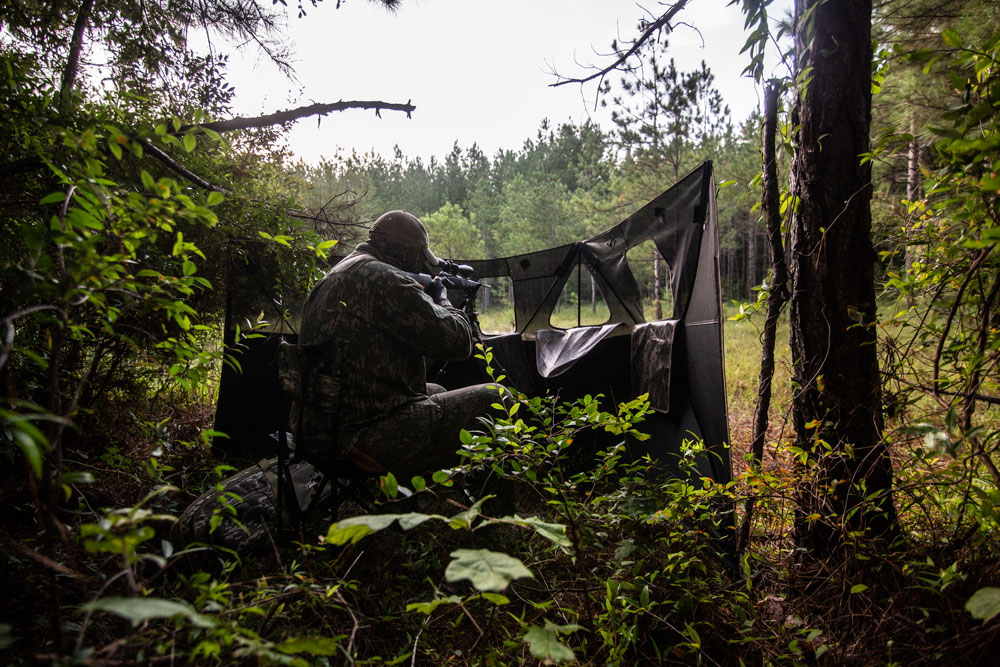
[3,307,999,665]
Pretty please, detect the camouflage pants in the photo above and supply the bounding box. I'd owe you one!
[331,382,508,482]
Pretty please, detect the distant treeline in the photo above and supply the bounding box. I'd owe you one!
[295,115,769,304]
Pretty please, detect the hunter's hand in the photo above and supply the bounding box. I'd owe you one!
[426,276,448,305]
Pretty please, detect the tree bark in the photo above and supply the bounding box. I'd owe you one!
[789,0,899,551]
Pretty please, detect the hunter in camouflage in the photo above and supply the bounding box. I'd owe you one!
[292,210,505,481]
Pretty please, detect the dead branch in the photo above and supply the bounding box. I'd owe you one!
[178,99,416,135]
[140,140,224,192]
[549,1,689,88]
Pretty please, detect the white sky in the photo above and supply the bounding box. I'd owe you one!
[224,0,792,164]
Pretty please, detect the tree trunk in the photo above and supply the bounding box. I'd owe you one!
[747,221,757,299]
[789,0,899,552]
[590,272,597,314]
[738,81,789,554]
[653,250,662,320]
[904,116,919,297]
[61,0,94,107]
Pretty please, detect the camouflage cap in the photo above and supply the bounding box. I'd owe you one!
[367,210,442,272]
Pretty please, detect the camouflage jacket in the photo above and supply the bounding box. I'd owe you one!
[297,243,474,426]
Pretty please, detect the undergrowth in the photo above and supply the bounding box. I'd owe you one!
[3,345,1000,665]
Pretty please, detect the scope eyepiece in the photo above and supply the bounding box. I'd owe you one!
[438,259,475,277]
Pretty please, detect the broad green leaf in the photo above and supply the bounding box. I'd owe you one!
[445,548,533,592]
[614,539,637,562]
[405,595,463,614]
[850,584,868,594]
[504,515,572,548]
[206,191,224,206]
[966,587,1000,623]
[523,620,577,663]
[396,512,438,530]
[941,28,963,48]
[325,514,399,545]
[81,597,216,628]
[325,512,441,545]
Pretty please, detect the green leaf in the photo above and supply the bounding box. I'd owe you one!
[276,636,341,656]
[478,592,510,606]
[40,192,66,205]
[9,424,47,478]
[850,584,868,594]
[396,512,438,530]
[206,191,224,206]
[614,538,637,562]
[445,548,533,592]
[941,28,963,48]
[380,472,399,499]
[523,620,578,663]
[315,238,338,252]
[325,514,399,545]
[183,134,197,153]
[81,597,216,628]
[405,595,463,614]
[59,471,95,486]
[504,515,572,548]
[966,587,1000,623]
[324,512,441,545]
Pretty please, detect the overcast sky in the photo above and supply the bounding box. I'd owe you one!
[223,0,792,164]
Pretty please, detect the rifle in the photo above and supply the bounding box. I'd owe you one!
[407,259,488,337]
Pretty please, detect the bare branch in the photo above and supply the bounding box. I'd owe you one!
[178,99,416,135]
[140,140,223,192]
[549,0,689,89]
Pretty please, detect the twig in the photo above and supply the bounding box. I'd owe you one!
[457,602,484,651]
[932,246,993,402]
[8,540,83,578]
